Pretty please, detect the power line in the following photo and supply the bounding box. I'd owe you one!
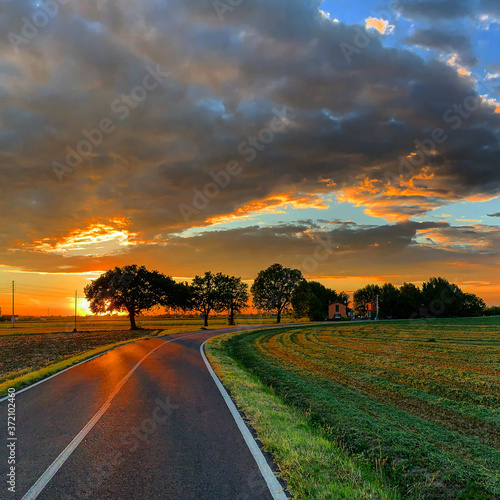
[15,283,76,292]
[14,290,75,298]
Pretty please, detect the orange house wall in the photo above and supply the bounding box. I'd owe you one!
[328,302,347,319]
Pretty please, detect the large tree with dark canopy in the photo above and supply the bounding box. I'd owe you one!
[292,281,349,321]
[220,275,249,325]
[421,277,485,318]
[84,265,180,329]
[398,282,423,319]
[190,271,225,326]
[353,284,381,317]
[190,272,249,326]
[421,277,462,318]
[378,283,400,319]
[251,263,304,323]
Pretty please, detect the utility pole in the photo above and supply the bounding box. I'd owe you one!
[11,281,14,328]
[73,290,77,333]
[375,294,379,321]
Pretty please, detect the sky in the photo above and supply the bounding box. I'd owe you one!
[0,0,500,315]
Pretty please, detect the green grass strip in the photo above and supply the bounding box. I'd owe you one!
[226,328,499,499]
[0,335,151,397]
[206,331,401,500]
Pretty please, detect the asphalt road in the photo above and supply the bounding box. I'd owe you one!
[0,326,285,500]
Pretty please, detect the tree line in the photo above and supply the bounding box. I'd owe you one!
[84,264,490,330]
[84,263,348,329]
[353,277,486,319]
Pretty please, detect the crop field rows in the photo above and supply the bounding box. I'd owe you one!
[224,318,500,499]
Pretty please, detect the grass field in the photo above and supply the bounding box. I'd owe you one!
[208,317,500,499]
[0,316,255,336]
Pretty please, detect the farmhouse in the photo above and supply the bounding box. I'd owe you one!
[365,301,377,319]
[328,301,347,320]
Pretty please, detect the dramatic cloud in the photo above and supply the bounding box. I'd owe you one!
[0,0,499,308]
[405,29,478,67]
[398,0,473,20]
[1,0,499,248]
[2,221,499,305]
[480,0,500,20]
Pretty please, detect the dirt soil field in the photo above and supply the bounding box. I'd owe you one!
[0,329,152,381]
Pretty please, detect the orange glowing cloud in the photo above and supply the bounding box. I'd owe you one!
[338,174,442,222]
[365,17,394,35]
[26,216,140,257]
[338,166,498,222]
[205,193,328,225]
[415,225,495,252]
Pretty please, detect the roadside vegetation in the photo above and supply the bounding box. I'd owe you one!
[208,318,500,499]
[206,331,400,500]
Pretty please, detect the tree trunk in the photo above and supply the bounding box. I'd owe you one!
[276,309,281,323]
[229,305,235,325]
[129,310,137,330]
[204,312,208,327]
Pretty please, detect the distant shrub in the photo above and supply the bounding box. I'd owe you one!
[484,306,500,317]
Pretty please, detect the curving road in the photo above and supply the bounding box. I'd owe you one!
[0,327,287,500]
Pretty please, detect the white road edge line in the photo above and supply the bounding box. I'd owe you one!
[17,325,300,499]
[200,340,287,500]
[20,331,209,500]
[0,347,123,404]
[0,324,301,403]
[0,331,200,404]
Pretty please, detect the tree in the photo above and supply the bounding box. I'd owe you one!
[460,293,486,317]
[84,265,179,330]
[398,282,422,319]
[309,281,348,318]
[190,272,227,326]
[353,284,381,317]
[421,277,462,318]
[484,306,500,316]
[166,281,193,312]
[292,281,349,321]
[251,263,304,323]
[336,291,350,305]
[379,283,400,319]
[291,281,315,319]
[220,276,249,325]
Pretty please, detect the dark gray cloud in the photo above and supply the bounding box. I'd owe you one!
[405,28,477,67]
[487,212,500,217]
[398,0,473,20]
[481,0,500,19]
[399,0,500,22]
[0,0,499,252]
[1,221,499,286]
